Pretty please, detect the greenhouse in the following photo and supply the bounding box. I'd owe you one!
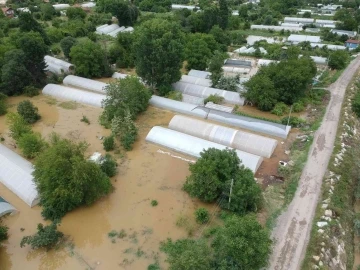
[112,72,128,79]
[168,115,277,158]
[173,81,245,105]
[44,55,74,75]
[63,75,108,94]
[43,84,105,107]
[149,96,291,138]
[108,26,126,37]
[284,17,314,24]
[251,25,302,32]
[96,24,120,35]
[146,126,263,173]
[180,75,211,87]
[205,102,233,113]
[0,144,39,207]
[0,197,16,217]
[182,94,204,105]
[188,70,211,79]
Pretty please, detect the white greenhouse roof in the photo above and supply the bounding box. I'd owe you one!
[288,34,321,43]
[43,84,105,107]
[63,75,107,94]
[173,81,245,106]
[81,2,96,8]
[169,115,277,158]
[149,96,291,138]
[310,43,346,50]
[0,144,39,207]
[251,25,303,32]
[330,29,357,37]
[180,75,211,87]
[310,56,327,65]
[188,70,211,79]
[171,4,196,10]
[112,72,128,79]
[146,126,263,173]
[96,24,120,35]
[182,94,204,105]
[205,102,234,113]
[284,17,314,23]
[45,56,74,75]
[246,35,283,46]
[108,26,126,37]
[281,23,304,27]
[0,197,16,217]
[315,19,336,24]
[53,4,70,9]
[258,59,278,66]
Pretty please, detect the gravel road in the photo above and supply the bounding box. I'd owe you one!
[268,56,360,270]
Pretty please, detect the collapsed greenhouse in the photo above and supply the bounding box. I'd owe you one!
[149,96,291,138]
[146,126,263,173]
[44,55,74,75]
[63,75,108,94]
[182,94,204,105]
[43,84,105,107]
[168,115,277,158]
[0,144,39,207]
[173,81,245,105]
[0,197,16,217]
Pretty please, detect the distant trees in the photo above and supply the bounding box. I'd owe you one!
[328,51,350,70]
[134,18,184,95]
[66,7,87,20]
[218,0,229,29]
[40,4,56,21]
[60,37,77,59]
[33,135,112,220]
[70,39,110,78]
[17,100,41,124]
[137,0,171,12]
[18,12,49,44]
[208,51,226,86]
[97,0,139,26]
[244,58,317,110]
[352,91,360,117]
[183,148,262,214]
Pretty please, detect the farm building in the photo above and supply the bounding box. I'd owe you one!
[63,75,107,94]
[168,115,278,158]
[0,144,39,207]
[345,39,360,49]
[145,126,263,173]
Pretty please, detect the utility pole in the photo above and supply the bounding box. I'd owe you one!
[286,105,293,127]
[228,179,234,209]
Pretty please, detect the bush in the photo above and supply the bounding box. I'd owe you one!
[17,100,41,124]
[50,44,61,55]
[80,115,90,125]
[24,86,40,97]
[292,101,305,112]
[271,102,289,116]
[103,136,115,151]
[204,94,224,105]
[6,113,32,141]
[281,116,305,127]
[195,208,209,224]
[18,132,46,159]
[151,200,158,207]
[166,91,182,101]
[352,91,360,117]
[0,93,7,116]
[0,225,8,242]
[100,154,117,177]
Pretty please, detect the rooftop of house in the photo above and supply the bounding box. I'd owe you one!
[345,39,360,44]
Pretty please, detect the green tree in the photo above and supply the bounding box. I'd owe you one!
[60,36,77,59]
[18,132,46,159]
[0,225,8,243]
[18,12,49,44]
[33,135,112,220]
[185,38,212,70]
[20,222,64,250]
[111,112,138,150]
[215,75,240,92]
[218,0,229,29]
[46,27,64,44]
[40,4,56,21]
[328,50,349,70]
[70,39,109,78]
[6,113,32,141]
[97,0,139,26]
[352,91,360,117]
[100,154,117,177]
[212,215,271,269]
[160,238,212,270]
[195,208,209,224]
[109,32,135,68]
[134,18,184,93]
[17,100,41,124]
[208,51,226,87]
[0,93,6,115]
[66,7,87,20]
[103,135,115,151]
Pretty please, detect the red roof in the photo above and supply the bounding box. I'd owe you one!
[346,39,360,44]
[1,7,12,12]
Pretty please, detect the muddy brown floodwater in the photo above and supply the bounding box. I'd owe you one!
[0,94,288,270]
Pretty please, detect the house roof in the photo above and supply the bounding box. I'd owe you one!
[346,39,360,44]
[1,7,12,12]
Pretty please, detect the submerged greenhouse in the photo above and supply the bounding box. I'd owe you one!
[0,197,16,217]
[168,115,277,158]
[63,75,108,94]
[0,144,39,207]
[146,126,263,173]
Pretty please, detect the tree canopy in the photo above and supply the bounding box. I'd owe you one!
[97,0,139,26]
[328,50,350,70]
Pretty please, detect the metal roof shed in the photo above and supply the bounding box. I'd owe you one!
[173,81,245,106]
[168,115,278,158]
[43,84,105,107]
[0,197,16,217]
[63,75,108,94]
[146,126,263,173]
[180,75,212,87]
[188,70,211,79]
[0,144,39,207]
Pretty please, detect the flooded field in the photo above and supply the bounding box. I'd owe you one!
[0,93,288,270]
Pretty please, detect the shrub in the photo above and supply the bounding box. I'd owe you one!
[151,200,158,207]
[100,154,117,177]
[17,100,41,124]
[50,44,61,55]
[18,132,46,159]
[103,136,115,151]
[80,115,90,125]
[292,101,305,112]
[0,225,8,242]
[166,91,182,101]
[204,94,224,104]
[6,113,32,141]
[352,91,360,117]
[0,93,7,116]
[24,86,40,97]
[195,208,209,224]
[271,102,289,116]
[281,116,305,127]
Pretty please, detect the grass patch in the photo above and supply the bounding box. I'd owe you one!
[45,97,57,105]
[263,185,285,229]
[80,115,90,125]
[234,110,282,124]
[176,214,196,237]
[58,101,78,110]
[317,69,344,87]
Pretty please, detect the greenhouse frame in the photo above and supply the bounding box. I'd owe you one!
[180,75,211,87]
[43,84,105,107]
[149,96,291,138]
[0,197,16,217]
[0,144,39,207]
[63,75,108,94]
[173,81,245,105]
[168,115,278,158]
[146,126,263,173]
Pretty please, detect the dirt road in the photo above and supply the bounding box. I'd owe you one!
[268,56,360,270]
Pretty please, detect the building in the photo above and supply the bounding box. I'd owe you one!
[330,29,357,38]
[1,7,14,18]
[345,39,360,49]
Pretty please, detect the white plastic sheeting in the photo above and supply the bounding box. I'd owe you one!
[112,72,128,79]
[246,35,283,45]
[188,70,211,79]
[180,75,211,87]
[146,126,263,173]
[45,55,74,75]
[149,96,291,138]
[46,62,66,75]
[169,115,277,158]
[81,2,96,8]
[310,43,346,50]
[310,56,327,65]
[96,24,120,35]
[0,197,16,217]
[182,94,204,105]
[284,17,314,23]
[258,59,278,66]
[63,75,107,94]
[205,102,233,113]
[171,4,196,9]
[53,4,70,9]
[330,29,357,38]
[108,26,125,37]
[0,144,39,207]
[43,84,105,107]
[251,25,303,32]
[173,81,245,106]
[288,34,321,43]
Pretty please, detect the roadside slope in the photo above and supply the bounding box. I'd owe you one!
[269,56,360,270]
